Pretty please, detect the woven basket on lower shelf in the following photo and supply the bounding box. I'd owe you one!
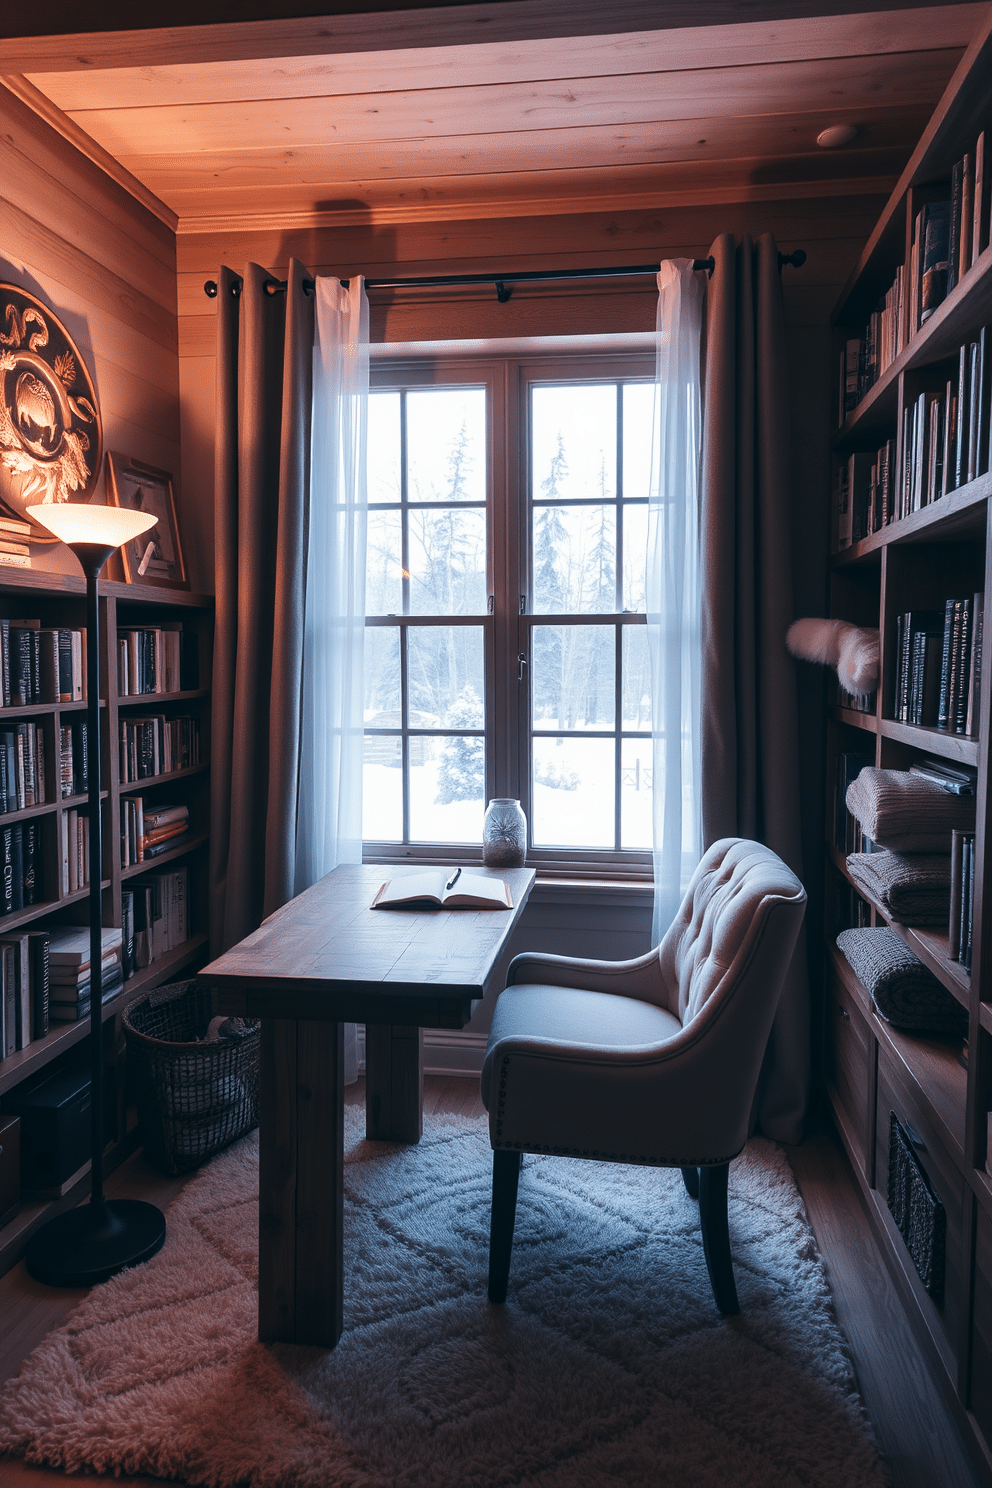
[122,979,260,1176]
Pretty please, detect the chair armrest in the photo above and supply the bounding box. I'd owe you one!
[505,948,668,1007]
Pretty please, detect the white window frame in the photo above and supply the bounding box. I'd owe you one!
[363,349,656,881]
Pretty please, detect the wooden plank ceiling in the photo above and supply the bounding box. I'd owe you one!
[9,2,987,228]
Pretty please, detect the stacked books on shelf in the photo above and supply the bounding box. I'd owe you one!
[117,627,199,696]
[1,821,40,916]
[58,719,87,799]
[0,929,49,1055]
[0,517,33,571]
[893,594,984,733]
[121,865,188,975]
[837,128,990,428]
[45,926,123,1024]
[0,721,45,811]
[949,828,976,973]
[120,800,189,867]
[0,620,86,706]
[119,716,200,782]
[60,809,90,896]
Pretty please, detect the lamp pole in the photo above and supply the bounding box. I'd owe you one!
[24,507,166,1286]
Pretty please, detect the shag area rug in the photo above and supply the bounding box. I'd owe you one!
[0,1110,887,1488]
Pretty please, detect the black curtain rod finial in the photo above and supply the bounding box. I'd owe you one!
[779,249,807,269]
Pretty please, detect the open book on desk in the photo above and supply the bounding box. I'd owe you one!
[371,869,513,910]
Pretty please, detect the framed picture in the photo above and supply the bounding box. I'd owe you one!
[105,453,187,589]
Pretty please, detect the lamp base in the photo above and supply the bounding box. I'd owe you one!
[25,1198,166,1287]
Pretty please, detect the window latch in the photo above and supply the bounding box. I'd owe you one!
[517,652,527,683]
[488,594,495,614]
[519,595,526,615]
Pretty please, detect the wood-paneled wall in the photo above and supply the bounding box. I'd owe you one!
[0,82,179,581]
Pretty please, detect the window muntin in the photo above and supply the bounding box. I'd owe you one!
[363,354,655,873]
[363,379,490,845]
[525,378,652,853]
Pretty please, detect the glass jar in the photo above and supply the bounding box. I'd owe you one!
[482,798,527,868]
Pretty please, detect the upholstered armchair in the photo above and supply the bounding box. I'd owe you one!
[480,837,806,1314]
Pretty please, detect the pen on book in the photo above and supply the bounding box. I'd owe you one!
[444,867,461,892]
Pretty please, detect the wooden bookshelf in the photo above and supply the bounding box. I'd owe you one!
[825,11,992,1474]
[0,571,213,1273]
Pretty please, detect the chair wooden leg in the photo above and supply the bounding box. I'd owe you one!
[488,1149,522,1303]
[681,1165,699,1199]
[698,1162,740,1316]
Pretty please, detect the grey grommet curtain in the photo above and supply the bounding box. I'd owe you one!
[209,258,313,955]
[700,231,810,1144]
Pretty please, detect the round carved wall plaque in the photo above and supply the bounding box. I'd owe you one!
[0,285,103,542]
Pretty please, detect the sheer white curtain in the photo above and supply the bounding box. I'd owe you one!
[647,259,705,942]
[296,276,369,1078]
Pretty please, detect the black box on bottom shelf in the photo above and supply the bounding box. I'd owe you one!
[0,1111,19,1226]
[2,1064,116,1195]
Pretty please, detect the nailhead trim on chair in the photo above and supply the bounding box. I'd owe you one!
[493,1054,737,1168]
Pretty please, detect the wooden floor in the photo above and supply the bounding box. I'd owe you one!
[0,1077,984,1487]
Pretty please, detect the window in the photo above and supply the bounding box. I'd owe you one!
[363,353,655,876]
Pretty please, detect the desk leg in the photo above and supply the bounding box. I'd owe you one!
[365,1024,423,1143]
[258,1018,343,1346]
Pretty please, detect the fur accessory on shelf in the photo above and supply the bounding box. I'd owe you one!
[786,617,880,695]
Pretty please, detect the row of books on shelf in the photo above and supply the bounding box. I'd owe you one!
[120,715,200,783]
[0,869,192,1055]
[838,127,991,420]
[118,627,199,697]
[835,325,990,546]
[0,619,85,708]
[120,801,189,867]
[0,721,45,813]
[60,809,90,897]
[58,720,88,800]
[0,821,40,916]
[949,828,975,973]
[893,594,983,734]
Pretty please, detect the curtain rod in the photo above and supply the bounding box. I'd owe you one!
[203,251,806,303]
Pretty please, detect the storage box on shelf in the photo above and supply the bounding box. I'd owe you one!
[824,11,992,1468]
[0,569,213,1275]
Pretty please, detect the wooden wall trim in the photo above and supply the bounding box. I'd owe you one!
[4,0,977,71]
[0,76,177,232]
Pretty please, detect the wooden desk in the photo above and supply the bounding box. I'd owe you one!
[199,863,535,1348]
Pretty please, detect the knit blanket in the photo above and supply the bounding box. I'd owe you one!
[836,927,966,1036]
[846,851,950,926]
[846,767,974,853]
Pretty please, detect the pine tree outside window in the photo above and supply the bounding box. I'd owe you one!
[363,352,655,879]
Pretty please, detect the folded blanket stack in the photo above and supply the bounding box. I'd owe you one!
[846,852,951,926]
[845,767,975,853]
[836,927,967,1036]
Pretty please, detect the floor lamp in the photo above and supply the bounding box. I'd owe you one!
[23,502,167,1286]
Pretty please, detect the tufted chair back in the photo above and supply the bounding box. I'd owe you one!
[660,836,805,1026]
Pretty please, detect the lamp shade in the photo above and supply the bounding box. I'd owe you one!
[26,502,158,549]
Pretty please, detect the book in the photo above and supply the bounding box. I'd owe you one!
[45,925,123,968]
[919,201,951,324]
[909,758,977,795]
[28,930,49,1041]
[0,933,31,1050]
[371,870,513,910]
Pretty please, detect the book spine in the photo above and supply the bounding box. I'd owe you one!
[956,344,969,488]
[57,629,73,702]
[937,598,956,728]
[948,159,963,296]
[920,201,951,323]
[23,820,37,907]
[959,151,974,282]
[29,931,49,1041]
[974,131,986,267]
[9,629,31,706]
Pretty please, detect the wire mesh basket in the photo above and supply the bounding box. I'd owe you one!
[122,979,260,1176]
